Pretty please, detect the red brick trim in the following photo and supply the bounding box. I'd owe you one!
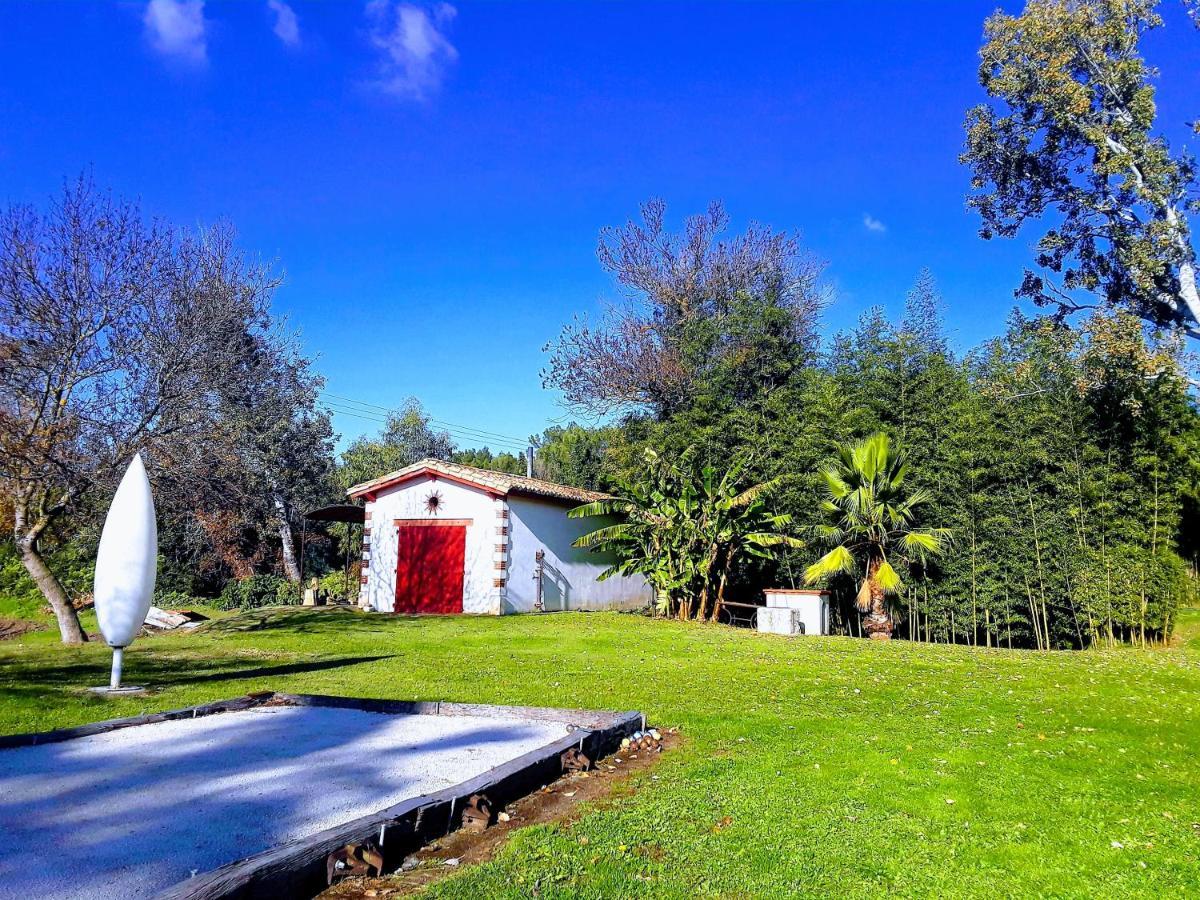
[393,518,473,527]
[494,560,507,571]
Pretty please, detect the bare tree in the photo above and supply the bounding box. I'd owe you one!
[543,199,826,417]
[210,332,334,585]
[0,177,281,643]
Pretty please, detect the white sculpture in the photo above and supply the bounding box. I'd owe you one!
[93,453,158,692]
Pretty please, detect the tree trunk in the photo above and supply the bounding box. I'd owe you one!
[711,551,734,624]
[696,545,721,622]
[1165,207,1200,332]
[19,538,87,645]
[862,557,893,640]
[273,493,301,584]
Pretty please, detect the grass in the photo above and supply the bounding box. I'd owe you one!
[2,606,1199,898]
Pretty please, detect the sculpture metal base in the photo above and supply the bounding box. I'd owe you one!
[89,646,147,695]
[88,685,148,696]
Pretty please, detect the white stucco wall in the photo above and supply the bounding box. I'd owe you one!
[505,495,652,614]
[361,475,502,615]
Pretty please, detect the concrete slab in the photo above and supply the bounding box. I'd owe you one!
[0,705,569,900]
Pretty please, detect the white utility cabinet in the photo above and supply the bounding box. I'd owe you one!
[759,589,830,636]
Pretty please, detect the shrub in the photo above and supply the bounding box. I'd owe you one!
[318,570,353,602]
[152,589,204,610]
[0,540,94,620]
[216,575,298,611]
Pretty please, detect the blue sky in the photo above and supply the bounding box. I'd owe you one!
[1,2,1197,453]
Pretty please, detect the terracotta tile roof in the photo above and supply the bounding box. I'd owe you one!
[346,458,608,505]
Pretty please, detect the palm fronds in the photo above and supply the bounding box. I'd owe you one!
[805,431,951,637]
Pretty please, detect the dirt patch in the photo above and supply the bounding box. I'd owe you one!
[322,731,679,899]
[0,619,45,641]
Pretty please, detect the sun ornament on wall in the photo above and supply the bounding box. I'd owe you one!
[424,490,443,515]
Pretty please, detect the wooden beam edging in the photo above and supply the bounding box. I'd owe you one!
[157,705,641,899]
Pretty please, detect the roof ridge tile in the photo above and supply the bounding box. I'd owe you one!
[346,458,609,505]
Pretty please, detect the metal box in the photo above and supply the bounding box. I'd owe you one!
[757,606,804,635]
[763,590,830,636]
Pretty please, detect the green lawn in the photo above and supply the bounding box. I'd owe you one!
[2,607,1199,898]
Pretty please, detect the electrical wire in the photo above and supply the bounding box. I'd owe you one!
[320,392,530,444]
[321,397,529,452]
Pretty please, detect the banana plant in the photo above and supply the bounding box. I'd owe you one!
[572,448,802,621]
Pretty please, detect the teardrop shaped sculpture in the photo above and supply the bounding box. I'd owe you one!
[94,453,158,649]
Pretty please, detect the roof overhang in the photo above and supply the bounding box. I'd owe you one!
[346,465,504,501]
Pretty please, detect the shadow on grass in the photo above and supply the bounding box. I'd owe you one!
[198,606,516,637]
[0,653,394,703]
[200,606,416,636]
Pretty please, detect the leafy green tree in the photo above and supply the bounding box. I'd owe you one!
[533,423,624,490]
[805,433,951,640]
[338,398,454,489]
[571,448,802,621]
[451,447,526,475]
[962,0,1200,338]
[189,327,334,585]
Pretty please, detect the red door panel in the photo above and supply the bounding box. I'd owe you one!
[394,524,466,614]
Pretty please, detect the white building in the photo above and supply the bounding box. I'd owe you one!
[347,459,651,615]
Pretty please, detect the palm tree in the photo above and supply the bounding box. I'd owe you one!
[571,448,803,621]
[804,432,950,640]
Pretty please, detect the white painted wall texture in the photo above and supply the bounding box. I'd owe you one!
[505,495,651,614]
[360,477,651,615]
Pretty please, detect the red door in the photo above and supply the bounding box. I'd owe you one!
[394,523,466,614]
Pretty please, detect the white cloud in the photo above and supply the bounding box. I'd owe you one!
[365,1,458,101]
[143,0,208,66]
[267,0,301,48]
[863,213,887,234]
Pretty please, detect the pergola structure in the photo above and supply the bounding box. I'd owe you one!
[301,503,366,604]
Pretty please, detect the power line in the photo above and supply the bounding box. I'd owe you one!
[321,398,529,452]
[320,391,530,445]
